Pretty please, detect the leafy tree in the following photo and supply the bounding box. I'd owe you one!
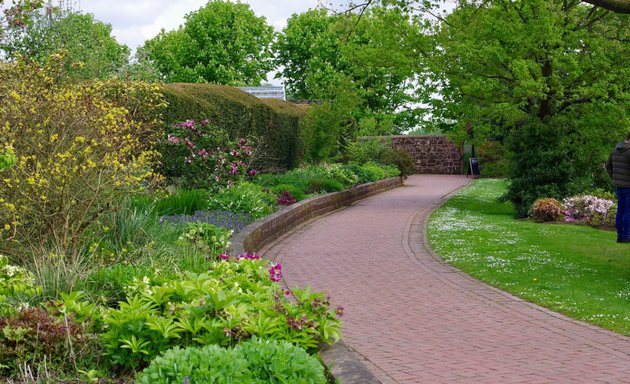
[423,1,629,216]
[1,8,129,79]
[140,0,274,85]
[0,0,43,44]
[275,6,427,134]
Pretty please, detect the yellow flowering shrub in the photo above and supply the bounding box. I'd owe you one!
[0,55,160,258]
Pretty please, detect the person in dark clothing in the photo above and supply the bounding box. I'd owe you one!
[606,132,630,243]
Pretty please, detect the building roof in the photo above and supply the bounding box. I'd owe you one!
[238,86,286,100]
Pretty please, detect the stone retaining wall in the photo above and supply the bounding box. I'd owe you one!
[391,135,462,174]
[230,177,403,255]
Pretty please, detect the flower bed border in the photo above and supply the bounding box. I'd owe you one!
[230,176,403,256]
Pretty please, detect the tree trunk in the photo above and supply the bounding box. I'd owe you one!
[581,0,630,13]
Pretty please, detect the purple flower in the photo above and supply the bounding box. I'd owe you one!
[269,263,282,282]
[247,169,257,177]
[219,253,230,261]
[237,253,260,260]
[201,118,210,126]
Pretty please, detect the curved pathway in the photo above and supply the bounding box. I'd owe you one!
[261,175,630,384]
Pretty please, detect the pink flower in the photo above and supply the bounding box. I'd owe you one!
[201,118,210,126]
[269,263,282,282]
[197,148,208,160]
[167,134,182,144]
[247,169,257,177]
[219,253,230,261]
[237,253,259,260]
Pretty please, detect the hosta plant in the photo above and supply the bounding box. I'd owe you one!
[136,337,327,384]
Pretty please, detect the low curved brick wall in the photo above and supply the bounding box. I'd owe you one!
[230,177,403,255]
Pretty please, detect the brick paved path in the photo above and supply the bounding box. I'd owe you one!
[261,175,630,384]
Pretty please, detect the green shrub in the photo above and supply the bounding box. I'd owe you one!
[208,182,276,219]
[97,259,342,371]
[136,338,326,384]
[379,147,414,178]
[136,344,247,384]
[528,198,564,222]
[238,338,326,384]
[321,163,360,188]
[346,138,389,164]
[161,84,306,171]
[504,120,593,217]
[351,162,399,183]
[0,55,158,262]
[477,141,510,178]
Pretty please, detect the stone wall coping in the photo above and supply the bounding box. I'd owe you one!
[390,134,453,139]
[229,177,403,256]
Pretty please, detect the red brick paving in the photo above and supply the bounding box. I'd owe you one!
[260,175,630,384]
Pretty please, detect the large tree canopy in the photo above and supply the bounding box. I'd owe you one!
[275,6,428,134]
[1,9,129,79]
[140,0,274,85]
[424,0,629,215]
[349,0,630,14]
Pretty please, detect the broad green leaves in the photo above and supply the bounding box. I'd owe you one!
[275,7,428,133]
[2,11,129,79]
[141,0,274,85]
[425,0,629,214]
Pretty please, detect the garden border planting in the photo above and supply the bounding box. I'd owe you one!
[230,176,403,256]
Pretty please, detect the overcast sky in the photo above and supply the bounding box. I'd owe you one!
[78,0,347,52]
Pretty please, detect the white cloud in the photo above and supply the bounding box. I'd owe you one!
[79,0,330,50]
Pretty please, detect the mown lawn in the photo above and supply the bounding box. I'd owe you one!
[428,179,630,336]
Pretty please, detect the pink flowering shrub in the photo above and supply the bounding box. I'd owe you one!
[159,118,256,191]
[563,195,616,227]
[528,198,564,222]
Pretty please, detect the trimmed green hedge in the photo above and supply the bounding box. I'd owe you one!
[161,83,307,171]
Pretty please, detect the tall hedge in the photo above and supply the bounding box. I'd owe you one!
[161,83,307,171]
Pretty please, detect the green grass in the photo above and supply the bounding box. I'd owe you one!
[428,179,630,336]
